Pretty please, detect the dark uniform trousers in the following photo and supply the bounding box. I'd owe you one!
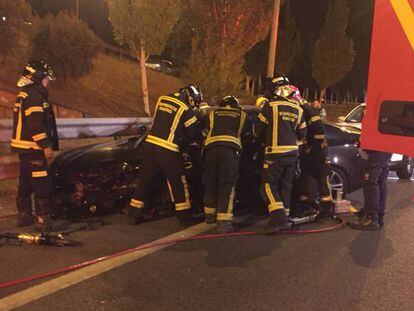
[363,151,392,221]
[298,150,333,213]
[261,155,297,217]
[18,152,53,217]
[130,143,191,213]
[202,146,239,221]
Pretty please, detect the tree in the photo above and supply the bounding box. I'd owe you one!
[31,12,102,79]
[0,0,36,66]
[275,0,301,75]
[182,0,273,98]
[312,0,356,101]
[106,0,182,116]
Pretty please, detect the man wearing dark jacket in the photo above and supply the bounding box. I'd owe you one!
[255,78,307,233]
[11,61,59,231]
[202,95,250,233]
[128,85,202,226]
[295,100,333,219]
[352,150,392,230]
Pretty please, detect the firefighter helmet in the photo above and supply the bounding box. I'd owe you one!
[275,84,303,103]
[263,74,290,98]
[220,95,240,109]
[180,84,203,108]
[255,96,268,108]
[25,61,55,82]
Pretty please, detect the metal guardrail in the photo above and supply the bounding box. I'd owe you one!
[0,117,152,180]
[0,117,152,143]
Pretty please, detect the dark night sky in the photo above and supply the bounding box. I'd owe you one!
[28,0,375,96]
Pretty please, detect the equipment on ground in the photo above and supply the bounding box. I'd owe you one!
[0,232,81,247]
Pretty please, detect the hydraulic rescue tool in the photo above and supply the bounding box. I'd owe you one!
[0,232,81,247]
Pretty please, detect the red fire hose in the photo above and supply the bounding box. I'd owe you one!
[0,218,345,289]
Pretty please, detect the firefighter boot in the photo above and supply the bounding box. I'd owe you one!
[265,209,291,234]
[127,207,143,225]
[205,213,216,224]
[34,198,53,233]
[16,197,35,227]
[316,201,333,221]
[176,209,196,226]
[378,214,385,228]
[216,220,237,234]
[350,215,381,231]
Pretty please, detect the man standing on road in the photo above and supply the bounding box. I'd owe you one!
[352,150,392,230]
[255,76,307,233]
[11,61,59,232]
[128,85,202,226]
[293,96,333,220]
[202,95,250,233]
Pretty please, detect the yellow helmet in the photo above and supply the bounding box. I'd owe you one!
[255,96,268,108]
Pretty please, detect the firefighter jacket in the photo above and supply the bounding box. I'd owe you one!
[301,104,328,156]
[11,84,59,153]
[203,106,250,152]
[145,93,199,152]
[255,96,307,157]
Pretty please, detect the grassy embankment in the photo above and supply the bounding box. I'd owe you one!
[0,53,183,117]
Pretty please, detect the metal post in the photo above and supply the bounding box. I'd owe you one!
[267,0,281,78]
[75,0,80,20]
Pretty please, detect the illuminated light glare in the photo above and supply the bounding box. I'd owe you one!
[1,16,6,22]
[333,157,339,163]
[390,153,403,162]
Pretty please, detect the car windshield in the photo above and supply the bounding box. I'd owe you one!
[345,106,365,123]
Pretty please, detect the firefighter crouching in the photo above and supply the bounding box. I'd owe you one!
[293,95,333,220]
[11,61,59,232]
[128,85,203,226]
[255,75,307,233]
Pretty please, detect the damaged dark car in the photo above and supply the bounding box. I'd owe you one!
[51,110,364,219]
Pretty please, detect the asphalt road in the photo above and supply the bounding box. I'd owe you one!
[0,177,413,311]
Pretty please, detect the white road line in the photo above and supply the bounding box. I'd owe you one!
[0,222,214,311]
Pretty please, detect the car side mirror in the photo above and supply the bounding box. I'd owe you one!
[337,116,345,123]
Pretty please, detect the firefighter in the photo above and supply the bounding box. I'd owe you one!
[293,95,333,220]
[255,75,307,233]
[351,150,392,230]
[128,85,203,226]
[202,95,250,233]
[11,61,59,232]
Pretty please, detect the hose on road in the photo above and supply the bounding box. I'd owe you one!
[0,218,346,289]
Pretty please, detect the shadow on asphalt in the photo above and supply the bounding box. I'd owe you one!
[349,230,393,268]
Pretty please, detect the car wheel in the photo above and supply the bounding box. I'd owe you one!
[329,167,349,197]
[396,156,413,180]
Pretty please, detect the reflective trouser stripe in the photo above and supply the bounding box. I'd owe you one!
[204,207,216,215]
[269,202,284,213]
[130,199,144,209]
[166,181,174,201]
[32,171,48,178]
[175,175,191,211]
[320,195,333,202]
[217,213,233,221]
[226,187,235,215]
[265,183,284,212]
